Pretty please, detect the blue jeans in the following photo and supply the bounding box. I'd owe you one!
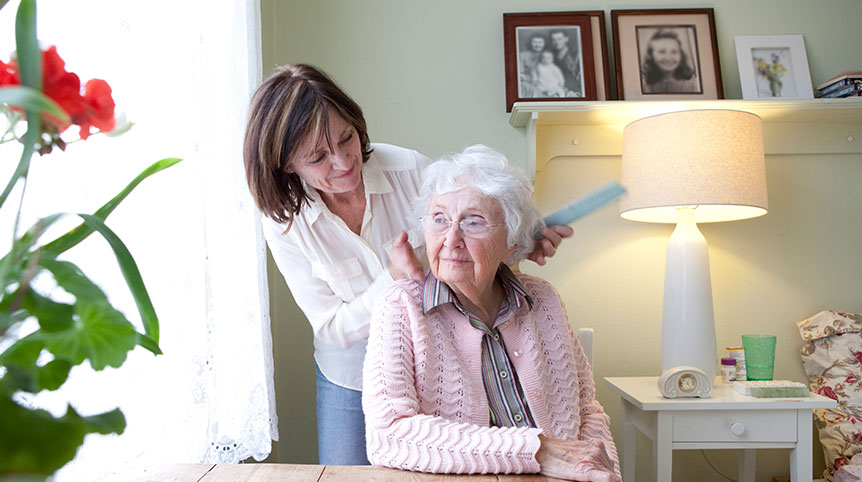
[315,363,370,465]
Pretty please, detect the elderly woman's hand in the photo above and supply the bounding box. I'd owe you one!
[387,231,424,281]
[536,434,620,482]
[527,225,574,266]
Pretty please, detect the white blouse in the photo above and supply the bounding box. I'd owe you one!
[263,144,431,390]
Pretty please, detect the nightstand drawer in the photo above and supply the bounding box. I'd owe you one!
[673,410,797,442]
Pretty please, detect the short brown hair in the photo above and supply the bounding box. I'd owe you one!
[243,64,372,228]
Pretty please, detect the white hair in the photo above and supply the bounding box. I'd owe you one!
[416,145,545,263]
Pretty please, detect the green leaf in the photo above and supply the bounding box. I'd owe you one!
[38,258,108,305]
[0,395,125,475]
[0,336,42,367]
[0,0,41,211]
[40,299,137,370]
[0,308,28,332]
[14,0,40,90]
[41,157,183,256]
[0,282,75,334]
[135,332,162,356]
[0,86,69,124]
[35,359,72,391]
[75,214,160,344]
[21,288,75,333]
[0,214,65,305]
[0,363,36,394]
[0,473,47,482]
[0,120,38,209]
[0,359,71,393]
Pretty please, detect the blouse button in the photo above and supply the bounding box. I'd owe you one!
[514,414,523,422]
[513,350,522,357]
[500,370,509,379]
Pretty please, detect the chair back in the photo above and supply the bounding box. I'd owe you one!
[577,327,594,367]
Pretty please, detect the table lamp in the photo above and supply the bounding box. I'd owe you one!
[619,109,768,380]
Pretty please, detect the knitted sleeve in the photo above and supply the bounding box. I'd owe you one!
[518,274,620,477]
[362,282,543,474]
[564,301,622,477]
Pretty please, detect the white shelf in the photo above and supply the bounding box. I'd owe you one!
[509,98,862,177]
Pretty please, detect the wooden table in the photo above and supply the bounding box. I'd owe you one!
[121,464,567,481]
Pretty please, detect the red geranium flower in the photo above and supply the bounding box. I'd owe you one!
[0,59,18,85]
[1,46,116,152]
[75,78,115,140]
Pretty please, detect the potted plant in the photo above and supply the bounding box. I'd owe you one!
[0,0,181,479]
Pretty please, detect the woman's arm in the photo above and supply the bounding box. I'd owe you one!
[362,284,543,474]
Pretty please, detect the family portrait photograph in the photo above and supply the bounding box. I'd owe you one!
[516,26,585,99]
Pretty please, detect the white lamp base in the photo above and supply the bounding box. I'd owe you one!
[661,208,717,380]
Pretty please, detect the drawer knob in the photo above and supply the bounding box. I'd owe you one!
[730,422,745,435]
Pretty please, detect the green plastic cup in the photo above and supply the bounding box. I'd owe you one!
[742,334,777,380]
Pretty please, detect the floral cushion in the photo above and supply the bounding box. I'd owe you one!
[836,463,862,482]
[798,311,862,481]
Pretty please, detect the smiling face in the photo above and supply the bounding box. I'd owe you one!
[530,36,545,52]
[424,187,513,299]
[550,31,568,52]
[286,108,363,198]
[650,37,682,74]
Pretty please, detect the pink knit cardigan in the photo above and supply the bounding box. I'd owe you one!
[362,273,620,476]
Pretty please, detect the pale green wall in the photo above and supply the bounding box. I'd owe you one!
[260,1,862,480]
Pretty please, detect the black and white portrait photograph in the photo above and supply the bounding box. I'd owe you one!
[516,26,585,98]
[636,25,703,94]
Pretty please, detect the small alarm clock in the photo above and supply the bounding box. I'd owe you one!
[658,366,712,399]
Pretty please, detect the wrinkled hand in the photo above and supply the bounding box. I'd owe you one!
[536,435,620,482]
[527,224,574,266]
[387,231,424,281]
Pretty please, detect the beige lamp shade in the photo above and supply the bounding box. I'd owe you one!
[620,109,768,223]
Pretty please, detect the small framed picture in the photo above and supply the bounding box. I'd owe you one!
[611,8,723,100]
[735,35,813,100]
[503,11,610,112]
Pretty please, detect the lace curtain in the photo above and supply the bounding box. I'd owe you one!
[0,0,275,479]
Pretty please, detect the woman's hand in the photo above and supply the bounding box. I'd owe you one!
[527,225,574,266]
[387,231,424,281]
[535,434,620,482]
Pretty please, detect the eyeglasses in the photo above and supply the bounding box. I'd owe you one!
[420,214,501,238]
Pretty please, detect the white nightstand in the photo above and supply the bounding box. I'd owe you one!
[604,376,837,482]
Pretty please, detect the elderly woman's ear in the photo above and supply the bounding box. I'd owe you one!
[387,231,424,280]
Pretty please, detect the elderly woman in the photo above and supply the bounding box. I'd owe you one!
[362,145,620,481]
[243,64,572,465]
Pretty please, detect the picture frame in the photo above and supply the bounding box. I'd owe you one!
[503,11,610,112]
[611,8,723,100]
[735,35,813,100]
